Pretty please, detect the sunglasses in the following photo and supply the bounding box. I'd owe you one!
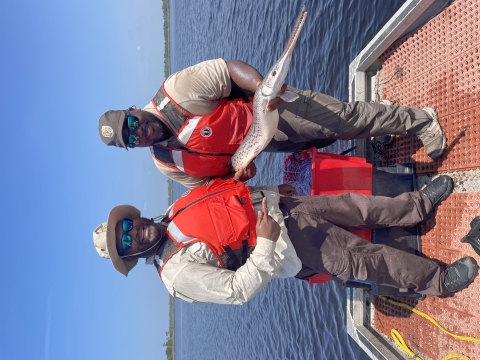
[125,114,140,148]
[121,218,134,252]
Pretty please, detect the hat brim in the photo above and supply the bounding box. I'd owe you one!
[106,205,141,276]
[116,111,129,150]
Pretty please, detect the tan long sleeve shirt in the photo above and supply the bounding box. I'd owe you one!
[153,187,302,304]
[143,58,237,189]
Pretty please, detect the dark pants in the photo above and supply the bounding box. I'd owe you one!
[280,192,447,296]
[266,88,432,152]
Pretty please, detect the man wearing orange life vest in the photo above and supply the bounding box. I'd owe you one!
[98,59,446,189]
[93,176,478,305]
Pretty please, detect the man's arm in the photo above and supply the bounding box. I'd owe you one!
[226,60,263,93]
[163,237,277,304]
[161,199,283,304]
[162,59,232,114]
[226,60,287,111]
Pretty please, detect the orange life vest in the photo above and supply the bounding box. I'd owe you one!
[153,179,257,275]
[150,85,254,177]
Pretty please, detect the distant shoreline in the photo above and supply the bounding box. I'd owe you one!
[163,0,171,78]
[169,295,175,360]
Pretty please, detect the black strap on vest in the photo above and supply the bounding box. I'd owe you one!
[150,145,175,167]
[222,239,251,271]
[152,87,191,133]
[222,245,241,271]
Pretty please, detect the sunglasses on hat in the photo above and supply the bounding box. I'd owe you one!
[125,113,140,148]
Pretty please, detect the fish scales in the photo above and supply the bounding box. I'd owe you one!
[231,7,308,171]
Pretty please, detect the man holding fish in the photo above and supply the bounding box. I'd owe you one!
[93,7,473,306]
[98,6,445,188]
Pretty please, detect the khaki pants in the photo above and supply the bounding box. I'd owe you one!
[266,87,432,152]
[280,192,447,296]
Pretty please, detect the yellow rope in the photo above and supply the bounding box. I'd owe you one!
[390,329,469,360]
[378,296,479,359]
[390,329,421,359]
[441,355,470,360]
[379,296,480,342]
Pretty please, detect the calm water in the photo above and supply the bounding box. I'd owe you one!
[170,1,406,359]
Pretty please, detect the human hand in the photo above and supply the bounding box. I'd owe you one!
[256,198,281,241]
[266,84,287,111]
[278,184,297,197]
[233,161,257,182]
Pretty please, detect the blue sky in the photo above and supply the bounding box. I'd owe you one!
[1,0,171,359]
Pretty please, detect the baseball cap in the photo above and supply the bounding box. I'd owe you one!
[92,204,141,276]
[98,110,128,150]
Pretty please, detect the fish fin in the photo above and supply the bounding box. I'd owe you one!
[279,90,299,103]
[274,130,289,141]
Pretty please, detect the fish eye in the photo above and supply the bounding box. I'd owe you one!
[272,70,277,76]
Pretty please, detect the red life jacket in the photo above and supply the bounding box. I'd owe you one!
[153,179,257,275]
[150,85,254,177]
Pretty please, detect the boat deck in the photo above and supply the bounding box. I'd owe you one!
[372,0,480,358]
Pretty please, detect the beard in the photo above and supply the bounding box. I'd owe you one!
[143,222,162,244]
[150,118,169,143]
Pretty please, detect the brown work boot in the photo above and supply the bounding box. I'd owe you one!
[417,107,446,159]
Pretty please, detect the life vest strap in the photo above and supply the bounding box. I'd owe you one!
[152,86,190,132]
[222,244,241,270]
[218,243,256,271]
[150,145,175,167]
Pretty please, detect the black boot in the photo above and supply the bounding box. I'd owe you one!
[442,256,478,294]
[461,217,480,256]
[420,175,453,207]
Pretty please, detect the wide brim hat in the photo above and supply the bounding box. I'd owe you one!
[98,205,141,276]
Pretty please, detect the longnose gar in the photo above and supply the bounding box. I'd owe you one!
[231,6,308,171]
